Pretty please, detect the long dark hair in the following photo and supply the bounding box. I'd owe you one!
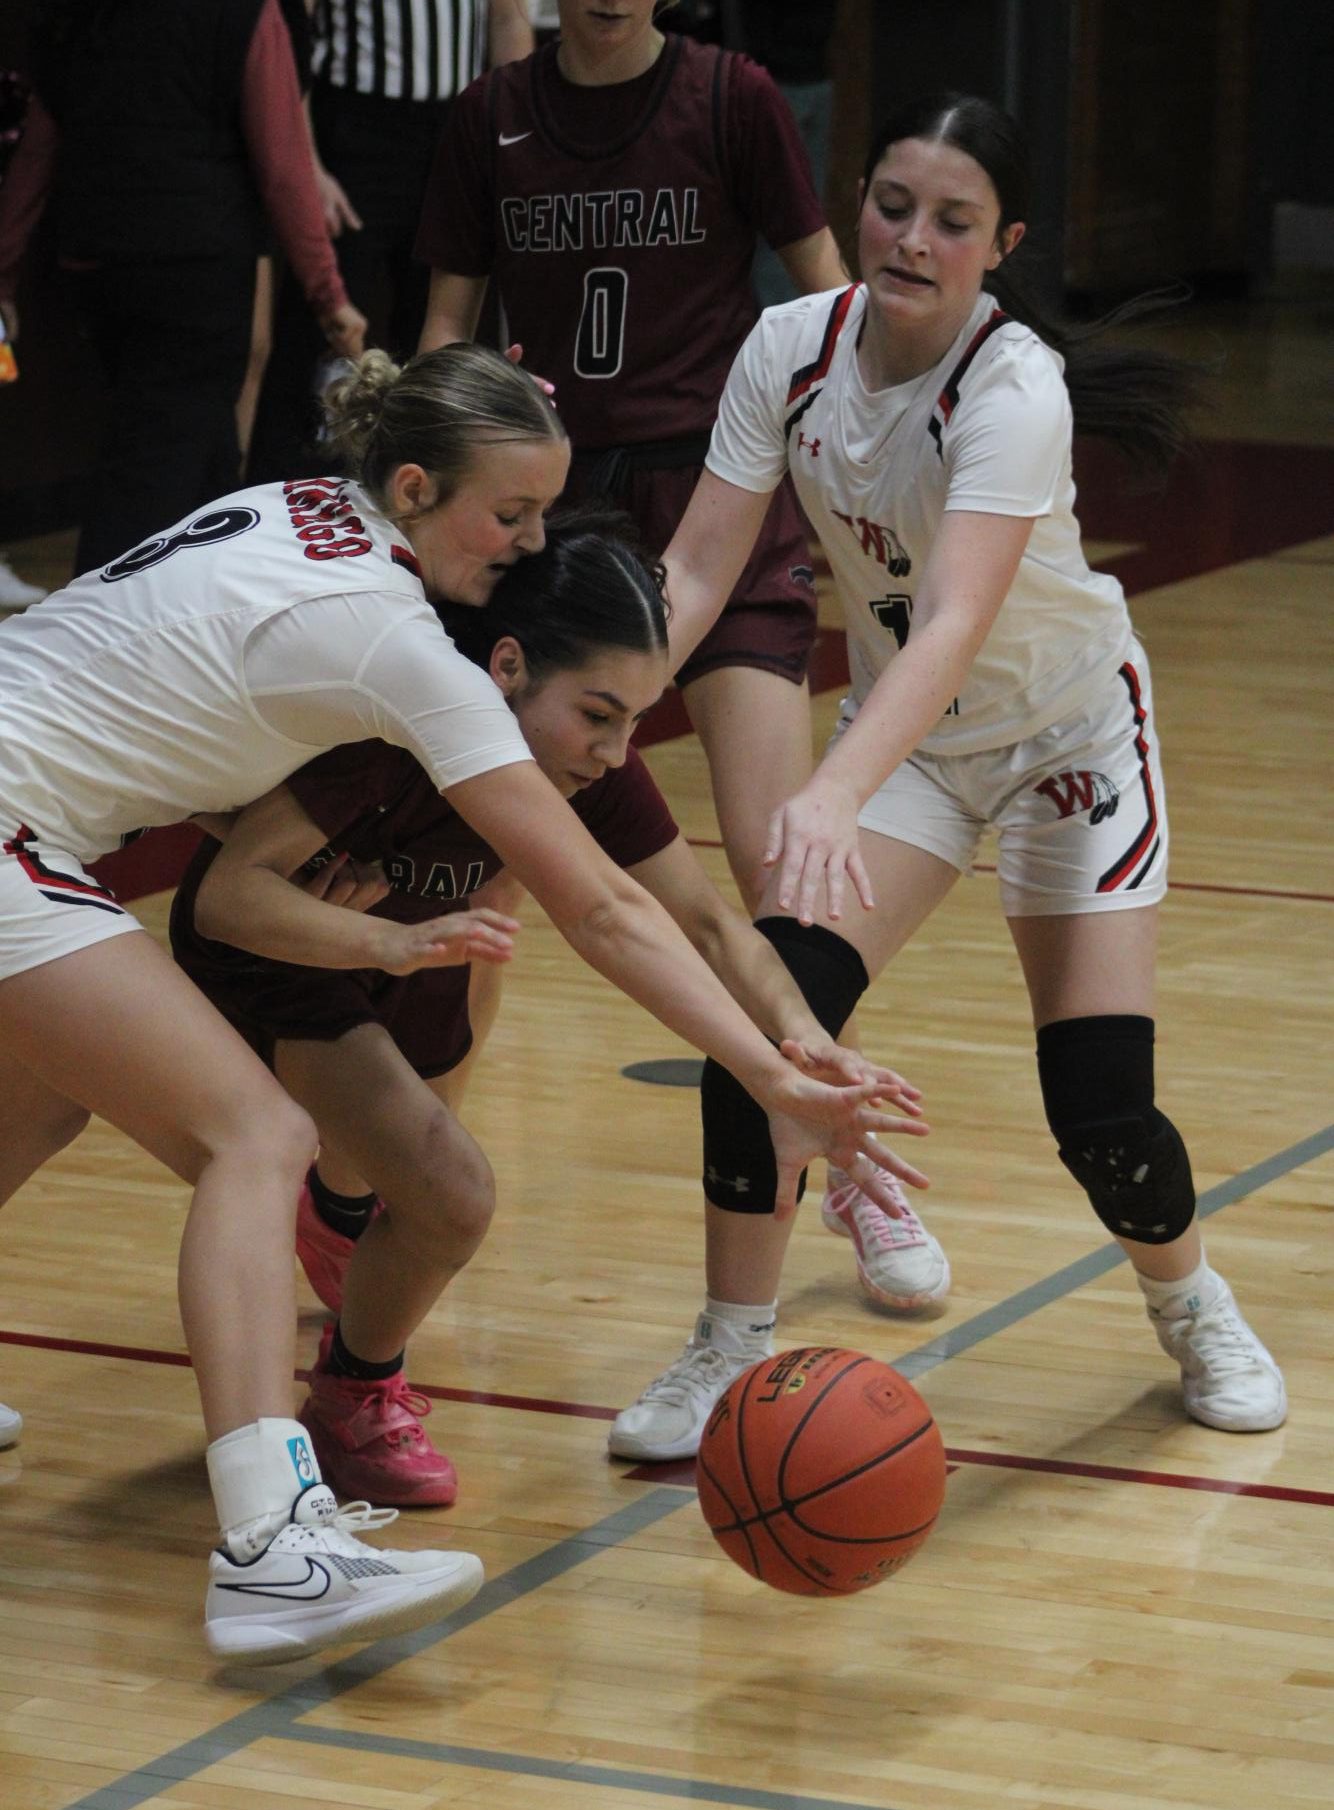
[862,93,1198,477]
[441,506,669,684]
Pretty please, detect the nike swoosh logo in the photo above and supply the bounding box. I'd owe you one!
[499,131,533,146]
[218,1558,332,1601]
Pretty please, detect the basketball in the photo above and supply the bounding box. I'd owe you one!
[696,1347,946,1596]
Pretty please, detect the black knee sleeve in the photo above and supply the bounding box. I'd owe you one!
[1036,1014,1195,1244]
[701,920,870,1213]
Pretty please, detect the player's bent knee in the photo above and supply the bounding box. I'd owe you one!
[701,922,870,1214]
[1036,1014,1195,1245]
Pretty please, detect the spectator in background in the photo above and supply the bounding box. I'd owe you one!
[730,1,840,309]
[0,60,44,609]
[0,0,364,577]
[246,0,533,484]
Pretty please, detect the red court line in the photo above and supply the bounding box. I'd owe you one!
[682,840,1333,906]
[3,1327,1327,1508]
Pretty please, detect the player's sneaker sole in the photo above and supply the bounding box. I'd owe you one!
[205,1549,483,1665]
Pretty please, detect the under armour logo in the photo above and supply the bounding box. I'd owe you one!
[798,432,821,457]
[706,1165,750,1193]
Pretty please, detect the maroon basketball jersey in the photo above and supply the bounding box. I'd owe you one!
[418,37,825,448]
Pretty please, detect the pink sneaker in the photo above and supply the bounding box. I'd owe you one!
[299,1354,458,1508]
[296,1180,383,1312]
[822,1166,951,1311]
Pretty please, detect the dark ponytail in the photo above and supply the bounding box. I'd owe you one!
[863,93,1199,478]
[440,506,669,683]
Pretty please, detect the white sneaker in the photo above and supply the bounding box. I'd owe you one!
[0,1401,20,1448]
[822,1167,951,1310]
[0,556,46,609]
[204,1484,484,1664]
[1148,1280,1287,1432]
[608,1312,772,1462]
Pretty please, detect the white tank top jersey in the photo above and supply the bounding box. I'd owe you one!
[707,286,1134,755]
[0,480,531,861]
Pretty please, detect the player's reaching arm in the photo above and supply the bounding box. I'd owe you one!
[625,831,924,1131]
[662,470,775,672]
[193,781,519,975]
[443,759,919,1213]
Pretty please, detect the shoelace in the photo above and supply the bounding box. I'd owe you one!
[830,1181,927,1251]
[357,1377,433,1448]
[287,1500,401,1555]
[1161,1299,1264,1377]
[640,1344,742,1405]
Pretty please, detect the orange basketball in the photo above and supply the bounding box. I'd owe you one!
[696,1346,946,1595]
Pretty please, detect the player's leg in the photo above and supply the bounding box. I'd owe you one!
[609,826,959,1463]
[0,930,483,1659]
[1003,659,1284,1431]
[679,664,814,915]
[1011,906,1285,1431]
[276,1024,494,1504]
[0,1053,89,1452]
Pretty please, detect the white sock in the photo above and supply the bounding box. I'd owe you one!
[694,1297,777,1353]
[207,1417,327,1560]
[1136,1257,1224,1321]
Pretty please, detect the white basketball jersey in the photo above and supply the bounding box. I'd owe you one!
[0,480,529,860]
[708,286,1133,753]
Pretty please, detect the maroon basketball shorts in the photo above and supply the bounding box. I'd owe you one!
[568,460,818,687]
[175,934,474,1080]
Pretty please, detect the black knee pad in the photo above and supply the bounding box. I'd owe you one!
[701,920,869,1213]
[1036,1014,1195,1244]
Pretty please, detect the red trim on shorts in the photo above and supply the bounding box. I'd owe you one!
[3,824,126,914]
[1096,663,1161,892]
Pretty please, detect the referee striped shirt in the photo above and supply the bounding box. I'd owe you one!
[312,0,488,103]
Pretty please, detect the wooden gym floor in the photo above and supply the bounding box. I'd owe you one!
[0,294,1331,1809]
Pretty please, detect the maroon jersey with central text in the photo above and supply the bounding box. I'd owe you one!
[416,35,826,449]
[168,737,679,1075]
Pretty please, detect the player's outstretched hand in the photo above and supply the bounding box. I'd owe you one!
[764,774,875,926]
[375,907,520,977]
[764,1072,929,1221]
[777,1035,923,1116]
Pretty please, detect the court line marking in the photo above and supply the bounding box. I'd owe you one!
[891,1123,1333,1380]
[61,1489,688,1810]
[27,1120,1330,1810]
[282,1722,908,1810]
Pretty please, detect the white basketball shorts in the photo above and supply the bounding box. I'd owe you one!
[845,647,1169,917]
[0,824,142,981]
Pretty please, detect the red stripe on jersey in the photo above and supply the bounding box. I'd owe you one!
[928,307,1010,457]
[785,285,859,407]
[390,545,423,580]
[1097,663,1161,892]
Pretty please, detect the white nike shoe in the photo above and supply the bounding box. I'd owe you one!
[204,1484,484,1664]
[1148,1280,1287,1433]
[0,1400,20,1448]
[608,1312,773,1462]
[822,1166,951,1311]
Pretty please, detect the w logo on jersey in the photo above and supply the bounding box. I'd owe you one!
[1034,770,1121,823]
